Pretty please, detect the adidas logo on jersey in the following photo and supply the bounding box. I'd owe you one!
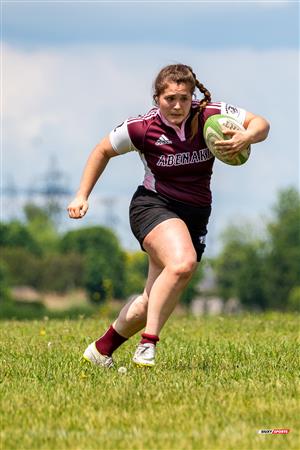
[155,134,172,145]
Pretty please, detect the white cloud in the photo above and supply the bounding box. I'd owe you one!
[2,43,299,252]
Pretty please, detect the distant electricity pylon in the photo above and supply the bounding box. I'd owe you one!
[30,155,72,224]
[2,155,120,232]
[100,196,119,229]
[1,175,19,221]
[2,155,71,224]
[28,154,71,199]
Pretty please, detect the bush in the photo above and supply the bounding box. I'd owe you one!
[0,221,41,255]
[0,247,42,288]
[61,226,126,302]
[0,260,12,303]
[39,252,84,293]
[287,286,300,312]
[0,300,98,320]
[0,247,85,294]
[124,251,148,297]
[264,188,300,310]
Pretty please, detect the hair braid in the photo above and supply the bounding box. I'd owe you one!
[196,80,211,111]
[187,68,212,141]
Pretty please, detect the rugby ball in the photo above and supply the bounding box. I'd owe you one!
[203,114,251,166]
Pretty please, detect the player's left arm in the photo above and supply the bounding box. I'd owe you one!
[243,111,270,144]
[215,112,270,156]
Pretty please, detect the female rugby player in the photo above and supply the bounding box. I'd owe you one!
[68,64,270,367]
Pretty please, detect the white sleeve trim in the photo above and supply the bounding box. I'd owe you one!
[108,120,137,154]
[220,102,247,126]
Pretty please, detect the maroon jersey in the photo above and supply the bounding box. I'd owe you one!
[109,101,246,206]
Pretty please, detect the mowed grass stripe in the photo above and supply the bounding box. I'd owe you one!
[1,313,299,450]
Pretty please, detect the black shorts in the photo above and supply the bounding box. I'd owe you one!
[129,186,211,262]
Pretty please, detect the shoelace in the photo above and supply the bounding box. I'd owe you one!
[137,344,154,357]
[140,347,148,354]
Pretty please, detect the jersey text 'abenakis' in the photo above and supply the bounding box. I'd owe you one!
[109,101,246,206]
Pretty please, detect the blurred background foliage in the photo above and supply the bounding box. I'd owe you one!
[0,186,299,318]
[214,187,300,311]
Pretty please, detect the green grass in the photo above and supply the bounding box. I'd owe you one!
[1,313,299,450]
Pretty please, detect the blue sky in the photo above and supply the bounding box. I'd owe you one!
[3,1,299,49]
[2,1,299,253]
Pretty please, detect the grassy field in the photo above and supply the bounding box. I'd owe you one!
[1,312,299,450]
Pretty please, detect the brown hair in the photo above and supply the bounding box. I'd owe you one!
[153,64,212,140]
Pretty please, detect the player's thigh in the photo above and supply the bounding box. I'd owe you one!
[143,218,197,270]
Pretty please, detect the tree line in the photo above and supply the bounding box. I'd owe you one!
[0,202,202,306]
[0,187,299,311]
[214,187,300,311]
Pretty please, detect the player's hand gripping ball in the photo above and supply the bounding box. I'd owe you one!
[203,114,251,166]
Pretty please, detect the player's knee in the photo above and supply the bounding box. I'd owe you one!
[169,256,197,279]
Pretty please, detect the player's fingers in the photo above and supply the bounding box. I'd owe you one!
[69,209,77,219]
[80,204,88,217]
[74,207,81,217]
[221,128,236,136]
[68,207,79,219]
[214,139,233,148]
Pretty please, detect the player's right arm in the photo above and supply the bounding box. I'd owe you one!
[67,136,119,219]
[68,120,135,219]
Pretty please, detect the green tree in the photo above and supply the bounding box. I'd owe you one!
[24,203,59,253]
[61,226,126,302]
[124,251,148,297]
[83,251,113,303]
[0,260,12,303]
[0,221,43,289]
[264,187,300,310]
[214,187,300,311]
[214,226,268,309]
[0,247,42,288]
[0,221,41,255]
[39,253,84,293]
[287,286,300,312]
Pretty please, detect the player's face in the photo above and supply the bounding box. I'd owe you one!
[158,82,193,126]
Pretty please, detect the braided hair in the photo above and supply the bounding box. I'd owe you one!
[153,64,212,140]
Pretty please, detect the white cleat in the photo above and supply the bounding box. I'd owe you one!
[83,342,114,368]
[133,343,156,367]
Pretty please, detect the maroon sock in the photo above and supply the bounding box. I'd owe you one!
[95,325,128,356]
[140,333,160,346]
